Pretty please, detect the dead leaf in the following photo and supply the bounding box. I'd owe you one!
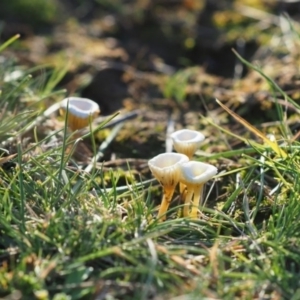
[0,153,17,166]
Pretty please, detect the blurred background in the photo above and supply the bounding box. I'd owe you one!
[1,0,300,128]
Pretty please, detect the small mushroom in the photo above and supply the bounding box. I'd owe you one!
[170,129,205,159]
[179,161,217,218]
[170,129,205,200]
[148,153,189,220]
[60,97,100,131]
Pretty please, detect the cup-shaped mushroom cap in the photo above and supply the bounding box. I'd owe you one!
[170,129,205,158]
[179,161,217,186]
[60,97,100,130]
[148,153,189,188]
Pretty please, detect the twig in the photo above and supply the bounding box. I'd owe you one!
[236,4,280,26]
[80,110,140,136]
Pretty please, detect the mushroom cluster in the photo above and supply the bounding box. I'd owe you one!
[148,129,217,220]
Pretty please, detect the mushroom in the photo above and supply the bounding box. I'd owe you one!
[179,161,217,218]
[170,129,205,159]
[170,129,205,201]
[60,97,100,131]
[148,153,189,220]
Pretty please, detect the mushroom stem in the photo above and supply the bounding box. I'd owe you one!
[179,181,187,216]
[183,186,193,217]
[157,186,176,221]
[68,113,93,132]
[190,184,204,219]
[179,182,186,194]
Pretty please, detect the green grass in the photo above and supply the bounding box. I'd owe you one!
[2,30,300,300]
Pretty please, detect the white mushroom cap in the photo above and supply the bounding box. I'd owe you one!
[170,129,205,158]
[179,161,217,186]
[148,153,189,188]
[61,97,100,118]
[60,97,100,130]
